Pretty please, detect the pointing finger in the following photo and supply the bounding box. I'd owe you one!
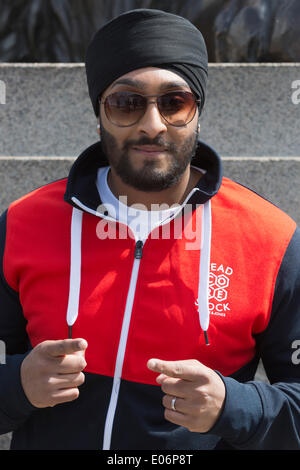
[147,358,204,381]
[43,338,88,357]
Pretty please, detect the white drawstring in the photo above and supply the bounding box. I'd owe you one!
[197,199,212,345]
[66,201,212,345]
[66,207,83,337]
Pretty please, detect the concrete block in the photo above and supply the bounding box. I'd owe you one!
[0,64,300,157]
[222,157,300,224]
[204,64,300,157]
[0,157,74,213]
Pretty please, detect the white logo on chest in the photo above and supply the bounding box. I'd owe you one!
[209,263,233,316]
[195,263,234,318]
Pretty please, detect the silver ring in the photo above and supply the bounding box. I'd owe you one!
[171,397,177,411]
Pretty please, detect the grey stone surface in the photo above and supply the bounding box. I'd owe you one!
[0,157,74,213]
[222,157,300,224]
[204,64,300,157]
[0,64,300,157]
[0,433,11,450]
[0,64,94,157]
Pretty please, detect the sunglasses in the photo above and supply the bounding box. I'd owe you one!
[99,91,201,127]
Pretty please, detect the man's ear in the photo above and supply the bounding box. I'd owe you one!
[97,118,101,137]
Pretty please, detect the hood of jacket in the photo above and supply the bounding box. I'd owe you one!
[64,139,223,212]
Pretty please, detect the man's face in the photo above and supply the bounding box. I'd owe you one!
[99,67,199,192]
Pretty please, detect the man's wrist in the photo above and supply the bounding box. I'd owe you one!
[204,373,263,446]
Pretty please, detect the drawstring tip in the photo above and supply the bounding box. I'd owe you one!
[204,330,210,346]
[68,325,72,339]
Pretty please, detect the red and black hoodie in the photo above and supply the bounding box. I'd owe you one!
[0,140,300,450]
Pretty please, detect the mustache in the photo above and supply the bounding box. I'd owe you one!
[123,136,176,152]
[122,126,200,153]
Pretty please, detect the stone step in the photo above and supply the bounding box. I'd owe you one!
[0,64,300,157]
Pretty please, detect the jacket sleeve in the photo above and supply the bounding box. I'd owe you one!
[0,210,36,434]
[210,226,300,449]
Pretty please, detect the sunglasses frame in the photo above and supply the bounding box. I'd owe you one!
[99,91,201,128]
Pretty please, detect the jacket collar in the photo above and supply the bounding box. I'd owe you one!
[64,139,223,212]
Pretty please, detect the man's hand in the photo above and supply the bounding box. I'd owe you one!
[147,358,225,433]
[21,338,88,408]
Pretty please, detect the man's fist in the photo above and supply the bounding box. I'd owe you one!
[20,338,88,408]
[147,358,226,433]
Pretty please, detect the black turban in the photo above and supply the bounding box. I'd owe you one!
[85,9,208,117]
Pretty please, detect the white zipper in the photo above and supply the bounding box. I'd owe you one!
[69,191,204,449]
[102,246,142,450]
[68,197,143,449]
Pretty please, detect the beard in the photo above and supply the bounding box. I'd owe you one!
[100,124,199,192]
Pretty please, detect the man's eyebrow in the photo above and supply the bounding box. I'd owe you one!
[110,78,147,90]
[158,81,190,91]
[110,78,190,91]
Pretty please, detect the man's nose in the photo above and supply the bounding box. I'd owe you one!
[136,101,168,137]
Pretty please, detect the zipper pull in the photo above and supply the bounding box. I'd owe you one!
[134,240,143,259]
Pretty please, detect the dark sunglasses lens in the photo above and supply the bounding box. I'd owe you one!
[105,93,146,126]
[158,92,197,126]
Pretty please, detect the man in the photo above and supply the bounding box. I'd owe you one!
[0,9,300,450]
